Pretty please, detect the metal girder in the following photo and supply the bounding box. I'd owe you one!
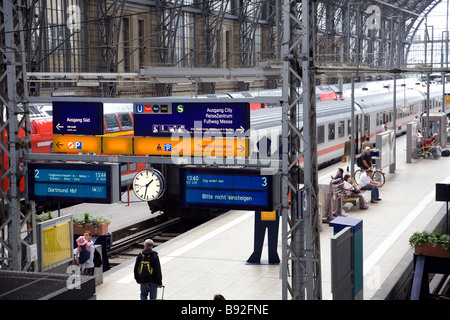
[0,0,36,272]
[238,0,263,66]
[280,0,321,300]
[314,0,442,77]
[200,0,229,67]
[156,0,184,66]
[97,0,125,97]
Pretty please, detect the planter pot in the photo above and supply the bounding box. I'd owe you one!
[96,223,109,236]
[73,223,85,235]
[84,223,96,235]
[414,243,450,258]
[74,223,95,235]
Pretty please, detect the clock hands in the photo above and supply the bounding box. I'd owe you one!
[144,179,153,198]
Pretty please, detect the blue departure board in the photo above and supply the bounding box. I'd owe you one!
[180,168,276,211]
[28,163,120,204]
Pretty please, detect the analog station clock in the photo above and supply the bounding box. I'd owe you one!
[132,168,166,201]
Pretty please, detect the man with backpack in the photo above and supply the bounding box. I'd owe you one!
[134,239,163,300]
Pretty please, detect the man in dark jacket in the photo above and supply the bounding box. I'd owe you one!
[134,239,163,300]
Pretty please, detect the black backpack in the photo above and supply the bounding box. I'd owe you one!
[93,249,102,268]
[442,150,450,157]
[78,244,90,264]
[356,155,364,168]
[138,252,153,277]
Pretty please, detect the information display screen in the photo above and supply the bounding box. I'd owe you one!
[133,102,250,137]
[28,163,120,203]
[180,167,275,211]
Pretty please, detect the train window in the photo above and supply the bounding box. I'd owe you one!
[376,113,379,126]
[348,120,351,135]
[328,123,335,141]
[104,114,120,132]
[318,125,325,144]
[338,121,345,138]
[117,113,133,131]
[120,163,128,173]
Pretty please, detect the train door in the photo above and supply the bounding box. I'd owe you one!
[352,105,369,154]
[363,114,370,140]
[355,114,361,154]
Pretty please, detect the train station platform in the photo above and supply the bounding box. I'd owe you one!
[94,134,450,300]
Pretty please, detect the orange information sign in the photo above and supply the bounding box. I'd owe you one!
[134,137,248,157]
[53,135,102,153]
[103,136,133,154]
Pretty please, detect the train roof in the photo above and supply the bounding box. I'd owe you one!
[250,88,428,130]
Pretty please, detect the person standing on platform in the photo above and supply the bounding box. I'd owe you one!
[83,231,95,276]
[361,136,373,150]
[76,235,94,275]
[359,169,382,203]
[134,239,163,300]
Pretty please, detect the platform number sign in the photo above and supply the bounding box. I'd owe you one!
[297,186,310,219]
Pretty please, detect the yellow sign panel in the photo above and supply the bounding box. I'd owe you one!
[103,136,133,154]
[53,135,102,153]
[261,211,277,221]
[445,94,450,105]
[42,222,72,268]
[134,137,248,157]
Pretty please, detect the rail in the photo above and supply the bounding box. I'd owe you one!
[108,218,183,254]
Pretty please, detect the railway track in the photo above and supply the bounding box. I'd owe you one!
[106,217,207,268]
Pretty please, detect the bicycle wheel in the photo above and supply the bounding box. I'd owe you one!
[372,170,385,187]
[411,150,421,159]
[354,169,362,185]
[431,148,442,160]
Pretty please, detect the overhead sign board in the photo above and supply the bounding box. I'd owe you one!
[52,101,104,135]
[179,167,277,211]
[133,102,250,137]
[52,135,248,157]
[28,163,120,203]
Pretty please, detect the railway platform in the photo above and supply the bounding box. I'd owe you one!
[90,134,449,300]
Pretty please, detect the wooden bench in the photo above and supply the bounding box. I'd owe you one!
[342,190,366,212]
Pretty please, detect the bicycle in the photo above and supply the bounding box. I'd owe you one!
[354,165,385,187]
[411,145,442,160]
[354,148,385,187]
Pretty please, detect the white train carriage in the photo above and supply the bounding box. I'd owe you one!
[249,86,446,167]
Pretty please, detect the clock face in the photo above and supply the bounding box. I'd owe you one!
[132,169,165,201]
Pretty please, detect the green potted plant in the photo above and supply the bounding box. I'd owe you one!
[73,215,85,235]
[73,212,95,235]
[409,230,450,258]
[94,216,111,235]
